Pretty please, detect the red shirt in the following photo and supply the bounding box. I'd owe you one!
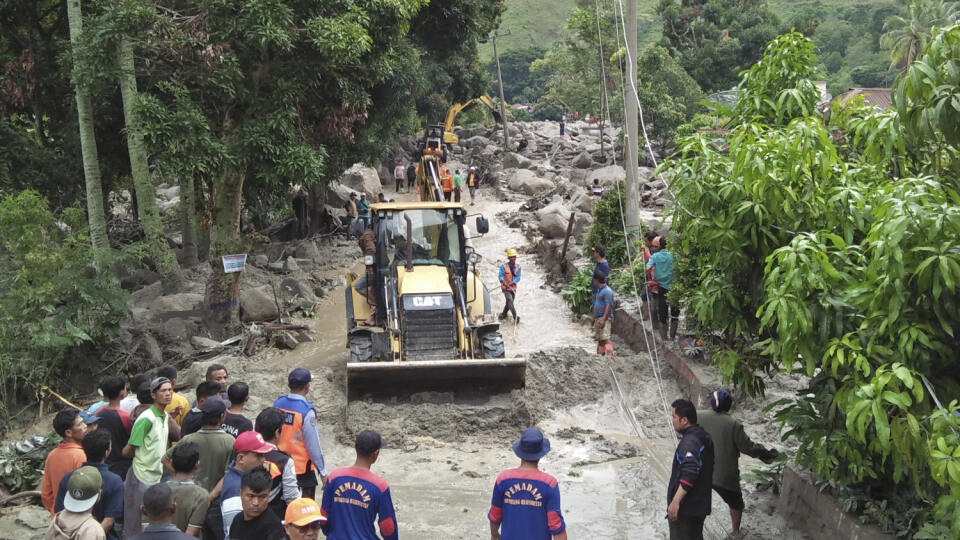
[41,442,86,514]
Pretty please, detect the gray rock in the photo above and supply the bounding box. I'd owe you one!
[540,213,571,239]
[508,169,554,195]
[252,254,269,268]
[16,507,51,530]
[502,152,532,170]
[190,336,222,350]
[536,200,573,221]
[149,293,203,314]
[589,164,626,186]
[295,241,321,262]
[339,163,383,199]
[268,262,284,272]
[240,287,280,322]
[0,518,31,540]
[571,191,596,213]
[461,135,493,149]
[141,333,164,364]
[132,281,163,308]
[572,151,593,169]
[161,318,191,342]
[283,256,299,272]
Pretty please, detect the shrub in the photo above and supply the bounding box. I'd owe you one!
[0,191,127,417]
[583,181,630,267]
[560,269,593,316]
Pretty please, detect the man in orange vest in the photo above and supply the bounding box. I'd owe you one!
[466,166,479,205]
[273,368,328,500]
[440,166,454,202]
[498,248,522,324]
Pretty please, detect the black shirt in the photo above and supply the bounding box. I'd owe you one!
[94,407,132,479]
[222,412,253,438]
[181,408,203,436]
[229,509,287,540]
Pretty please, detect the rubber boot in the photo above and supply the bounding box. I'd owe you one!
[669,317,679,340]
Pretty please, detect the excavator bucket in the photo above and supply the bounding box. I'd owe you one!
[346,357,526,401]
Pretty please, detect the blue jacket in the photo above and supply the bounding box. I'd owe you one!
[668,425,715,518]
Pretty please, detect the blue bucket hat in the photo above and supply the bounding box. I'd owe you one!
[512,428,551,461]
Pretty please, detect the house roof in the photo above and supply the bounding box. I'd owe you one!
[835,88,894,110]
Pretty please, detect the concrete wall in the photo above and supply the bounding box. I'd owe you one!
[610,307,895,540]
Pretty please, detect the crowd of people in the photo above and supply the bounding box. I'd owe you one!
[39,360,777,540]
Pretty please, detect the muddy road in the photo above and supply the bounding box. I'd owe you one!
[229,181,806,539]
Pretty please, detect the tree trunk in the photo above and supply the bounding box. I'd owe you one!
[117,37,183,289]
[65,0,109,266]
[180,173,199,267]
[203,169,245,338]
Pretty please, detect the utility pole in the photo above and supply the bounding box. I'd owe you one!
[623,0,640,242]
[492,32,510,152]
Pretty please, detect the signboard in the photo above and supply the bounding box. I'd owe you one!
[221,254,247,274]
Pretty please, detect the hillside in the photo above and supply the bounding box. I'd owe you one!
[483,0,887,59]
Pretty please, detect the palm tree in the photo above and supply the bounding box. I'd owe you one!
[882,0,960,71]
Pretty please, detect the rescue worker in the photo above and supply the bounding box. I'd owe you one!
[453,169,462,202]
[440,166,454,202]
[668,399,715,540]
[353,221,377,326]
[499,248,522,323]
[393,160,405,193]
[466,166,479,205]
[406,163,417,191]
[273,368,328,501]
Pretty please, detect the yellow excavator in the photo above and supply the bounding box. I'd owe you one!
[344,143,524,399]
[441,95,504,145]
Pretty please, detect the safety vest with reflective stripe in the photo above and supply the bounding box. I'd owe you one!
[273,395,315,475]
[467,171,478,187]
[500,263,520,292]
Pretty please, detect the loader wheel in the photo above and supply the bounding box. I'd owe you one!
[349,333,373,363]
[480,331,505,359]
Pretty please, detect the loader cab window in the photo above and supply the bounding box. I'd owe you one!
[380,208,462,268]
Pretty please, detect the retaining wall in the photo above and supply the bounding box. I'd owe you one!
[610,306,895,540]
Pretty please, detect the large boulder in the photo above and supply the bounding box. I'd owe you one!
[536,200,573,221]
[502,152,532,170]
[508,169,554,195]
[540,213,570,238]
[149,293,203,315]
[462,135,494,149]
[339,163,382,199]
[571,191,596,213]
[589,165,626,187]
[240,286,280,322]
[572,151,593,169]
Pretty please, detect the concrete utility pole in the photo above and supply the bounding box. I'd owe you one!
[623,0,640,242]
[492,33,510,152]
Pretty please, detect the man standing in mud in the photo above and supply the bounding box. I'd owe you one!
[488,427,567,540]
[698,389,779,537]
[499,248,521,323]
[667,399,714,540]
[320,430,397,540]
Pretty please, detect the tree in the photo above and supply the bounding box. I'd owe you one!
[661,28,960,537]
[486,46,547,103]
[658,0,782,92]
[64,0,109,267]
[881,0,960,70]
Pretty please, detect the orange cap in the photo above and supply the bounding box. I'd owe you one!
[285,497,327,526]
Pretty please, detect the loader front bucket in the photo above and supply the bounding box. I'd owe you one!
[346,357,526,400]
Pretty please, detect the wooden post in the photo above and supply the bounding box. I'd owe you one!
[559,213,577,274]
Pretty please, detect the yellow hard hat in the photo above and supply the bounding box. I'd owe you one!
[506,248,518,257]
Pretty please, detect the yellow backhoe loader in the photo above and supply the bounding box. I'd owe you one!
[344,194,524,399]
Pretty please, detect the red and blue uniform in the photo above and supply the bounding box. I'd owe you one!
[488,468,565,540]
[320,466,398,540]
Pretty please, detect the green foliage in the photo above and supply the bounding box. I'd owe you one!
[0,191,126,416]
[584,181,630,267]
[561,269,594,316]
[882,0,959,71]
[658,0,782,92]
[660,28,960,536]
[487,46,548,103]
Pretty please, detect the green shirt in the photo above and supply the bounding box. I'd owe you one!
[646,250,675,290]
[128,405,169,484]
[454,174,462,188]
[165,428,234,492]
[697,409,767,491]
[167,479,210,532]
